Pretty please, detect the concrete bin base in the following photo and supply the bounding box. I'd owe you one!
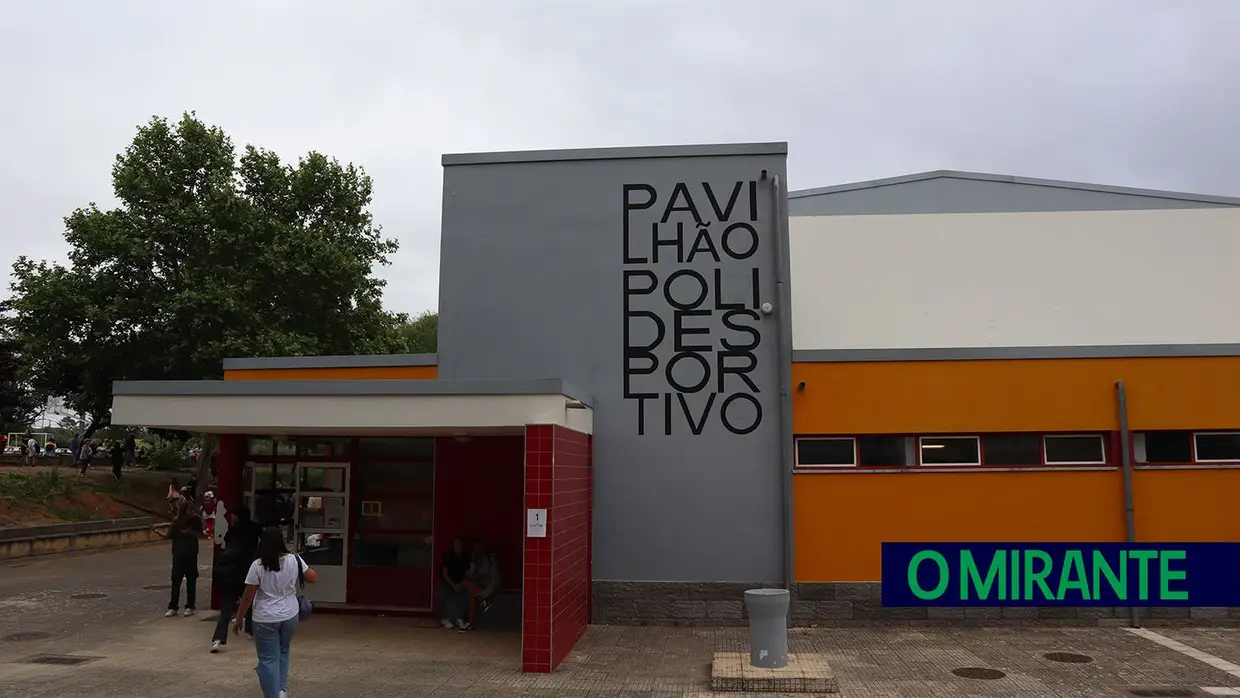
[710,651,839,694]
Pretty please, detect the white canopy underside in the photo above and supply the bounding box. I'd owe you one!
[111,392,593,435]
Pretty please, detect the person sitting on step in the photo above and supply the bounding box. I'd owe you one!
[438,536,472,631]
[465,540,500,623]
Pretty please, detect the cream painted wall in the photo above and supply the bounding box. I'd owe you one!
[789,208,1240,351]
[111,393,594,434]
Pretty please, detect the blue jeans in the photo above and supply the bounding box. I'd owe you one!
[438,581,468,621]
[253,615,299,698]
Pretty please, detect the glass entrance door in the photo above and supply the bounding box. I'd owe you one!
[294,463,349,604]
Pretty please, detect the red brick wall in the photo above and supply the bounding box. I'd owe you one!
[522,424,593,673]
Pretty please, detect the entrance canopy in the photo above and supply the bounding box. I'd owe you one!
[110,378,594,435]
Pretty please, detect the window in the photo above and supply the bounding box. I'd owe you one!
[298,438,350,458]
[795,438,856,468]
[919,436,980,466]
[858,436,914,467]
[981,434,1042,466]
[247,438,274,456]
[1194,432,1240,462]
[1138,431,1193,463]
[1044,435,1106,464]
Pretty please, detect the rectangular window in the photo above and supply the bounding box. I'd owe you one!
[795,438,856,468]
[858,435,914,467]
[246,438,274,456]
[1044,435,1106,464]
[1139,431,1193,463]
[919,436,980,466]
[981,434,1042,466]
[1194,432,1240,462]
[298,438,350,458]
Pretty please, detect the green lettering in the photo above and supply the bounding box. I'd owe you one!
[1023,550,1054,600]
[1159,550,1188,601]
[1010,549,1020,599]
[961,550,1006,601]
[1129,550,1158,601]
[1091,550,1127,600]
[1057,550,1090,601]
[908,551,950,600]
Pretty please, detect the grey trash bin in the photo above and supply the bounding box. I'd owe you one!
[743,588,790,669]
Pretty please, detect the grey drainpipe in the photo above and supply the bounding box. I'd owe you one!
[1116,380,1141,628]
[769,172,795,590]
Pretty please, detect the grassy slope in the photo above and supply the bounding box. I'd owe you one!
[0,466,177,527]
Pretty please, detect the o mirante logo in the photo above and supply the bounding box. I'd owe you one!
[880,543,1240,607]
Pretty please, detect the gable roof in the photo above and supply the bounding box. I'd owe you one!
[789,170,1240,207]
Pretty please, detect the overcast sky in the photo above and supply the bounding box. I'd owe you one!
[2,0,1237,315]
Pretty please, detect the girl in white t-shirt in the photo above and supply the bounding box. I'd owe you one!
[232,528,317,698]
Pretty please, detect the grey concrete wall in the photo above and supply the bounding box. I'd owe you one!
[438,144,789,583]
[593,581,1240,628]
[788,173,1240,217]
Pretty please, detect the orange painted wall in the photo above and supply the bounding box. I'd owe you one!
[792,356,1240,434]
[793,470,1125,582]
[1133,468,1240,543]
[223,365,438,381]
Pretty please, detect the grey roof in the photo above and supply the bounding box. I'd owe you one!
[442,142,787,167]
[789,169,1240,206]
[793,343,1240,364]
[223,353,437,371]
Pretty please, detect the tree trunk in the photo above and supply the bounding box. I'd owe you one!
[194,433,217,498]
[81,413,111,441]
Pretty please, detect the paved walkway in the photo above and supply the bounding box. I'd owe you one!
[1,544,1239,696]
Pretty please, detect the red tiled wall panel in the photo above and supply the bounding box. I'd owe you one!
[550,425,591,669]
[522,424,593,673]
[523,425,554,672]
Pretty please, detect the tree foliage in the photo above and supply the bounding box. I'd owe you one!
[400,311,437,354]
[7,113,410,432]
[0,303,40,434]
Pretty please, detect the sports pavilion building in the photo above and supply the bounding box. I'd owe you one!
[111,144,1240,672]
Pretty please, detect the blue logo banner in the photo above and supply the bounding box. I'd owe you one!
[881,543,1240,607]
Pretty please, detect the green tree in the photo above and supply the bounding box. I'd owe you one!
[399,311,437,354]
[7,113,410,436]
[0,305,40,435]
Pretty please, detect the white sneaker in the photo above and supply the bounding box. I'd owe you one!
[279,691,287,698]
[210,640,221,653]
[164,609,177,618]
[455,619,471,630]
[440,619,454,629]
[183,608,194,617]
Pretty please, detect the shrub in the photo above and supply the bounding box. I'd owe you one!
[144,438,189,471]
[0,470,72,502]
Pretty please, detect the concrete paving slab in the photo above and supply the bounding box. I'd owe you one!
[710,651,838,693]
[3,545,1240,696]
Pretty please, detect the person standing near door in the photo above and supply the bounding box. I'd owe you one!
[210,530,250,653]
[165,501,202,617]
